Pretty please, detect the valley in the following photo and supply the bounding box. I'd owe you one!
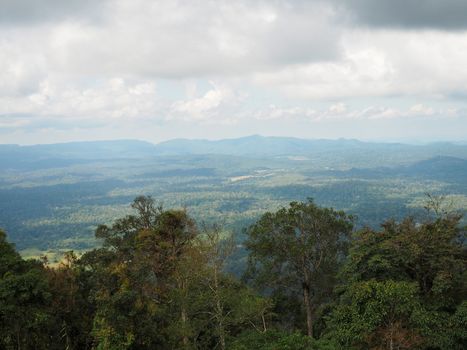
[1,136,466,262]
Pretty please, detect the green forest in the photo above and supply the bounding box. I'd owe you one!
[1,195,465,349]
[2,138,467,263]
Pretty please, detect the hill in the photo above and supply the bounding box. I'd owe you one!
[153,135,366,156]
[325,156,467,184]
[0,136,466,256]
[0,140,156,170]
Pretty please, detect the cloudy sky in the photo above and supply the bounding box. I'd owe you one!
[1,0,467,144]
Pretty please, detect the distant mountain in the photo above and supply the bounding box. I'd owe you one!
[31,140,157,158]
[326,156,467,183]
[401,156,467,182]
[0,140,156,170]
[153,136,467,159]
[153,135,367,156]
[2,136,467,171]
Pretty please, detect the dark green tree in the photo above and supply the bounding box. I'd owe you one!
[326,210,466,349]
[0,230,52,350]
[84,197,197,349]
[245,200,354,337]
[46,251,95,350]
[198,225,273,350]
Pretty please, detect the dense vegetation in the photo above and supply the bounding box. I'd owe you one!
[1,196,465,349]
[1,137,467,262]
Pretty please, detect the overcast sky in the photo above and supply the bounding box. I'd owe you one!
[1,0,467,144]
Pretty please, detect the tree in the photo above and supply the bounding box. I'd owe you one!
[85,197,198,349]
[0,230,53,350]
[328,280,424,349]
[46,251,95,350]
[199,225,273,350]
[245,200,354,337]
[327,209,467,349]
[229,329,316,350]
[85,197,272,349]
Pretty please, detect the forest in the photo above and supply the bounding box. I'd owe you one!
[2,138,467,263]
[0,195,465,349]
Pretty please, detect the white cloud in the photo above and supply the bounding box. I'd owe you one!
[1,0,467,142]
[409,104,434,116]
[253,29,467,100]
[0,78,160,124]
[249,104,465,123]
[28,0,340,79]
[0,32,48,96]
[252,105,317,121]
[170,82,240,122]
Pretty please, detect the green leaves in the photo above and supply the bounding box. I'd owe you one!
[327,213,467,349]
[245,199,354,337]
[0,234,52,349]
[229,330,316,350]
[1,196,465,349]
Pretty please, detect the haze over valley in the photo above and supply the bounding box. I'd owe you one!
[1,135,466,261]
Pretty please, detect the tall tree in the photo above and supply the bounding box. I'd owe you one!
[200,225,273,349]
[245,200,353,337]
[84,197,198,349]
[327,209,467,349]
[0,230,52,350]
[46,251,95,350]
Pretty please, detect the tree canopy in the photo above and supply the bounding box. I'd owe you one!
[0,196,465,349]
[245,199,354,337]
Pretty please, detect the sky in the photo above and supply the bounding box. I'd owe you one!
[1,0,467,145]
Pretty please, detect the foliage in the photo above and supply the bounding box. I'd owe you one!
[327,280,424,349]
[0,230,52,349]
[229,329,340,350]
[228,330,314,350]
[325,208,467,349]
[81,197,271,349]
[2,144,467,257]
[0,195,465,349]
[245,199,354,336]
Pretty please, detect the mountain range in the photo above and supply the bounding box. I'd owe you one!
[2,135,467,166]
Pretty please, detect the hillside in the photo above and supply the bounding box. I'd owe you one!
[153,135,366,156]
[0,140,156,171]
[3,136,467,170]
[0,137,466,257]
[325,156,467,184]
